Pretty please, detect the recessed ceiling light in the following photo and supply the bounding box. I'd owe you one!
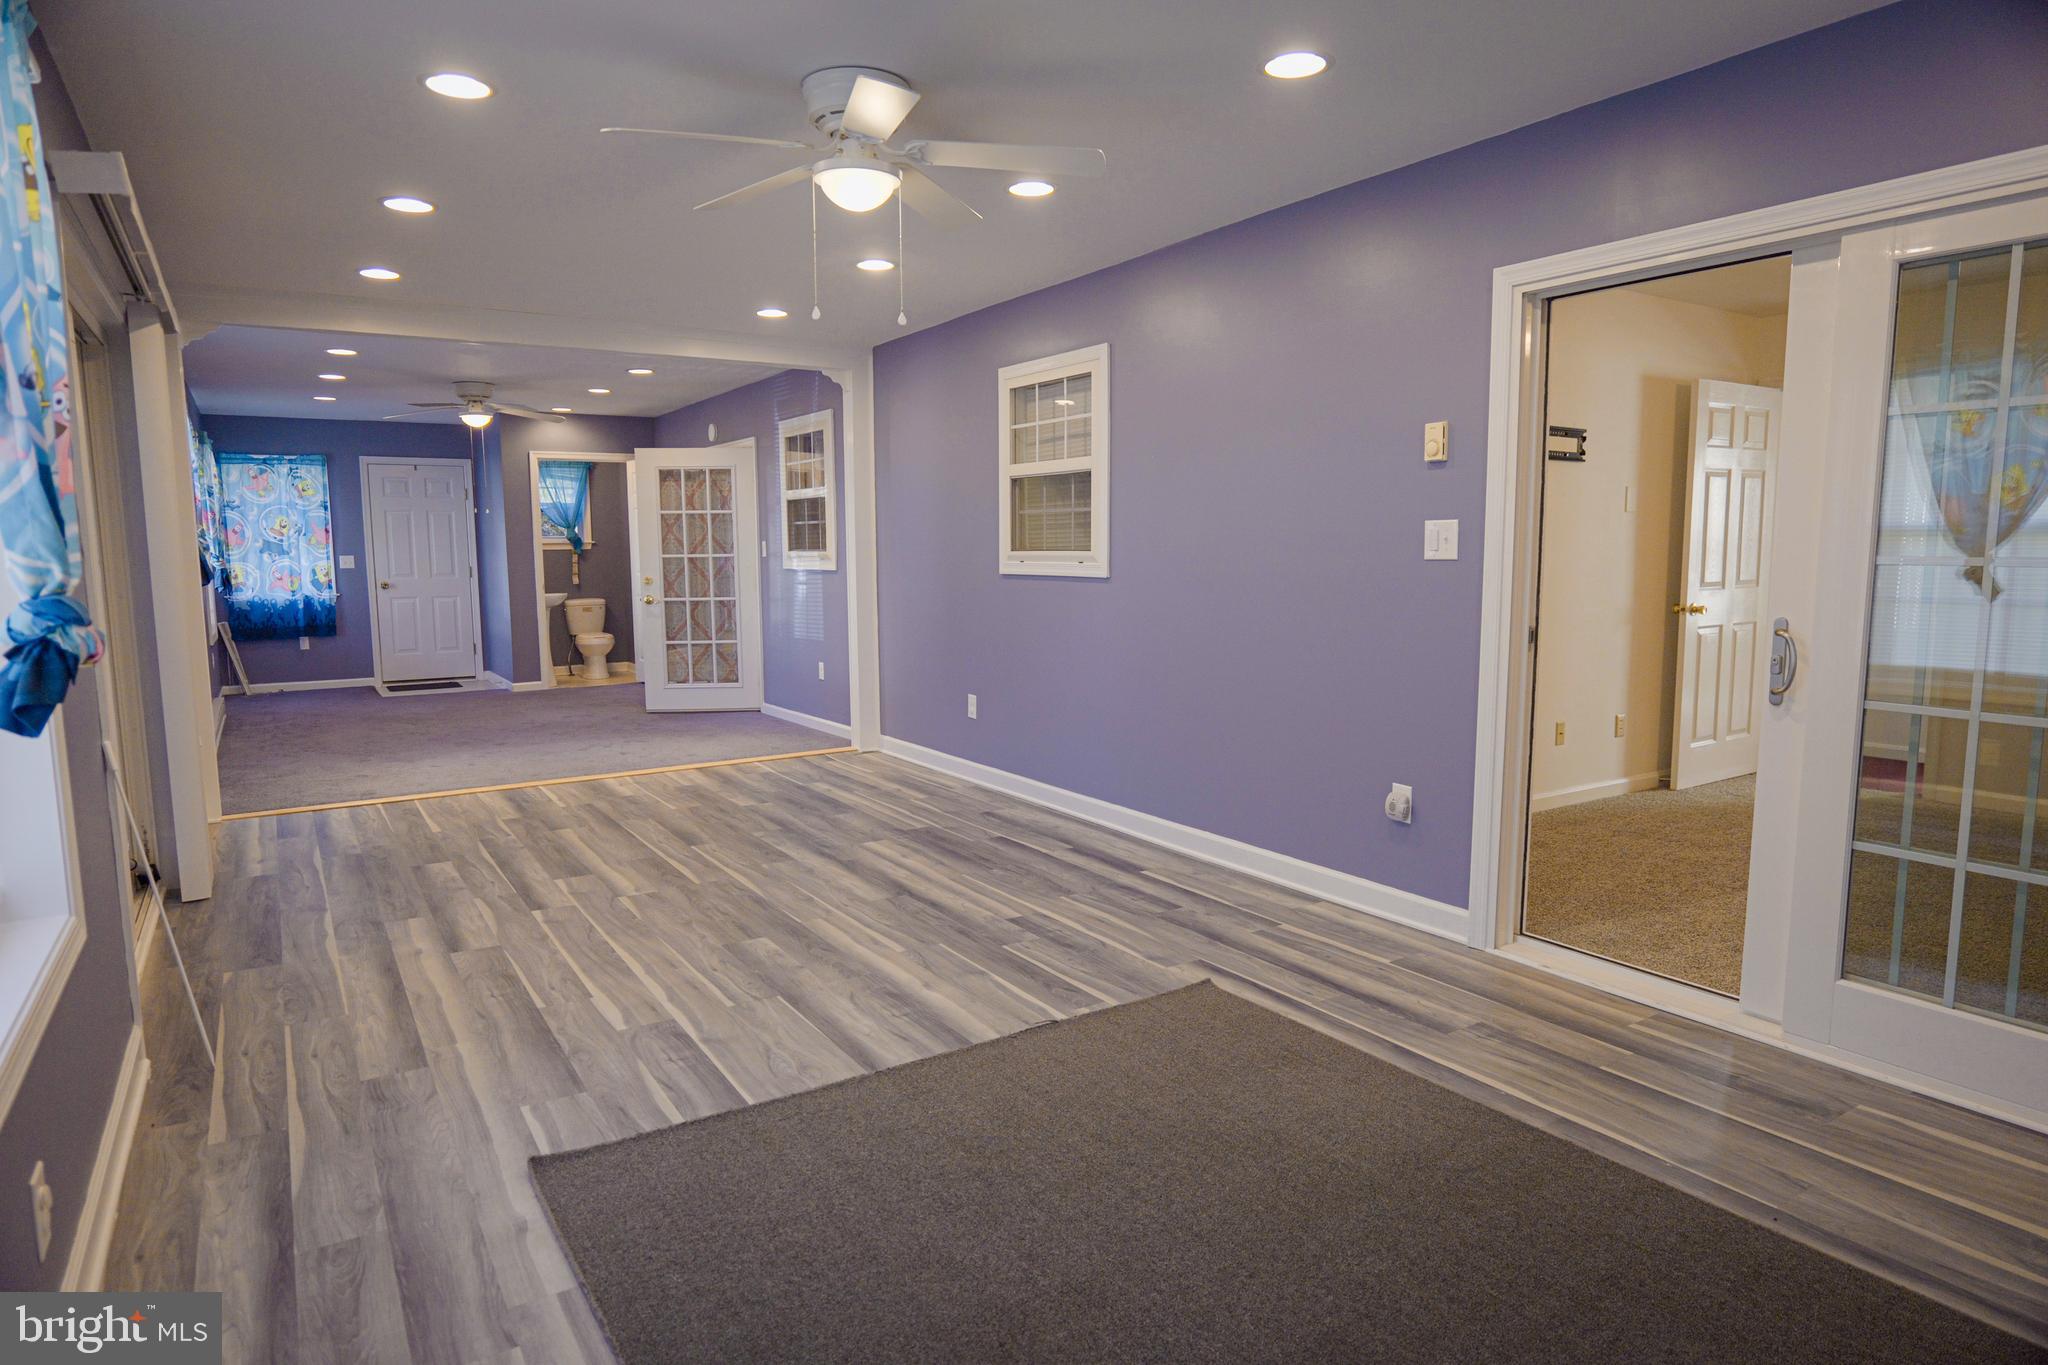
[312,395,337,402]
[325,347,358,357]
[756,307,788,319]
[551,407,573,413]
[1263,51,1328,79]
[318,373,347,382]
[856,258,895,272]
[382,196,435,215]
[423,72,492,100]
[587,387,611,395]
[1008,180,1055,198]
[626,367,654,376]
[358,266,401,281]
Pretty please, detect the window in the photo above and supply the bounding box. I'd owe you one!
[538,460,594,548]
[776,409,837,570]
[217,453,339,639]
[998,344,1108,577]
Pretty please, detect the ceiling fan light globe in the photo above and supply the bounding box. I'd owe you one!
[460,411,493,428]
[813,161,900,213]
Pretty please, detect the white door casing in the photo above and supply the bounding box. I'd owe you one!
[1671,380,1782,789]
[634,448,764,713]
[363,458,480,683]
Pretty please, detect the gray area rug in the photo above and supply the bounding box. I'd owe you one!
[217,684,838,814]
[530,982,2033,1364]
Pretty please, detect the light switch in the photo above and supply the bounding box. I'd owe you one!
[1424,518,1458,560]
[1423,420,1449,464]
[339,554,356,569]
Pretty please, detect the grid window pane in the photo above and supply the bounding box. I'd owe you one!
[1890,251,2011,410]
[1843,851,1954,1003]
[1853,710,1967,856]
[660,466,742,687]
[1955,873,2048,1026]
[1011,471,1092,552]
[1863,562,1982,709]
[2012,242,2048,403]
[1877,411,1995,559]
[1965,722,2048,873]
[787,495,827,554]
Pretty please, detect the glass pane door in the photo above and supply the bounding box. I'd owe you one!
[1845,238,2048,1029]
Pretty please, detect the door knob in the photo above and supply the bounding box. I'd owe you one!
[642,594,656,605]
[1671,602,1705,615]
[379,580,391,589]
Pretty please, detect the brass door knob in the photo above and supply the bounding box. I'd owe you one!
[378,580,391,589]
[1671,602,1706,615]
[642,594,656,604]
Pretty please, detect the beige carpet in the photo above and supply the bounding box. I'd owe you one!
[1525,776,1754,995]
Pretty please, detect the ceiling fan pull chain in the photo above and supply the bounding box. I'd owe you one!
[810,181,822,321]
[897,191,908,327]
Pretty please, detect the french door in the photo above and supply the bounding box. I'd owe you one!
[634,448,764,713]
[1780,195,2048,1112]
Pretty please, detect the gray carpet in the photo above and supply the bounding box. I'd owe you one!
[530,983,2034,1364]
[217,683,839,814]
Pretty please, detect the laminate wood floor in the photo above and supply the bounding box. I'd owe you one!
[105,752,2048,1363]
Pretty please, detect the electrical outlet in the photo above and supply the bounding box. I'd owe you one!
[1614,714,1626,737]
[338,554,355,569]
[1554,721,1566,746]
[967,693,978,720]
[28,1161,52,1262]
[817,661,825,681]
[299,636,310,651]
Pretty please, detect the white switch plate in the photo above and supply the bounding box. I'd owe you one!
[967,693,978,719]
[1623,485,1637,514]
[1424,518,1458,560]
[1423,420,1448,464]
[338,554,355,569]
[817,661,825,680]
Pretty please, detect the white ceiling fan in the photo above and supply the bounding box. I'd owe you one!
[379,381,565,428]
[602,66,1107,228]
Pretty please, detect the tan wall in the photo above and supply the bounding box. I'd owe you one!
[1531,288,1787,806]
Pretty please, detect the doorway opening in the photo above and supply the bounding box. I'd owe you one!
[1521,256,1792,995]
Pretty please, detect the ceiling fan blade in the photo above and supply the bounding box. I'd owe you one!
[601,126,816,151]
[692,162,814,212]
[378,410,448,422]
[896,166,982,229]
[492,403,567,422]
[406,401,461,409]
[902,140,1106,177]
[840,75,920,142]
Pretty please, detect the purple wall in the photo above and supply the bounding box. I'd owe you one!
[198,415,482,686]
[873,0,2048,910]
[492,413,659,683]
[656,371,850,725]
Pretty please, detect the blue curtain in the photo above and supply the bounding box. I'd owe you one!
[538,460,590,552]
[0,0,94,737]
[218,454,338,639]
[189,427,225,585]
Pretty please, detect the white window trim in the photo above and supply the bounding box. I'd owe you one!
[776,408,838,571]
[997,343,1108,578]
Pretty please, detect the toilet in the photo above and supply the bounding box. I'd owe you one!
[563,598,615,680]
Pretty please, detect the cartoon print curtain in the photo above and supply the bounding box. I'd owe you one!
[0,0,94,738]
[189,427,225,585]
[218,454,338,639]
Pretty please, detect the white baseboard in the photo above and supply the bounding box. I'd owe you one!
[131,887,160,978]
[878,737,1468,942]
[61,1025,149,1291]
[1528,770,1666,814]
[762,703,853,740]
[221,675,376,697]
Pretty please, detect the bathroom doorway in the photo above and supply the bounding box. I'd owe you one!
[528,449,643,689]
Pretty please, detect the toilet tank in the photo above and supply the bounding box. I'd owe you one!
[564,597,606,634]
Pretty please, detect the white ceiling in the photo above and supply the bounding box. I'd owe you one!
[1622,256,1792,317]
[184,326,782,421]
[41,0,1884,352]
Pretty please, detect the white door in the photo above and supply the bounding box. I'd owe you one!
[365,459,480,683]
[634,448,764,712]
[1774,195,2048,1115]
[1670,380,1782,789]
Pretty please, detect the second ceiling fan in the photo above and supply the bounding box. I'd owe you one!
[602,66,1107,228]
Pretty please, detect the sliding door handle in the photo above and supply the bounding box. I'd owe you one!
[1769,618,1798,705]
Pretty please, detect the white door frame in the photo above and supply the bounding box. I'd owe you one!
[1470,144,2048,1122]
[525,449,638,689]
[359,455,485,686]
